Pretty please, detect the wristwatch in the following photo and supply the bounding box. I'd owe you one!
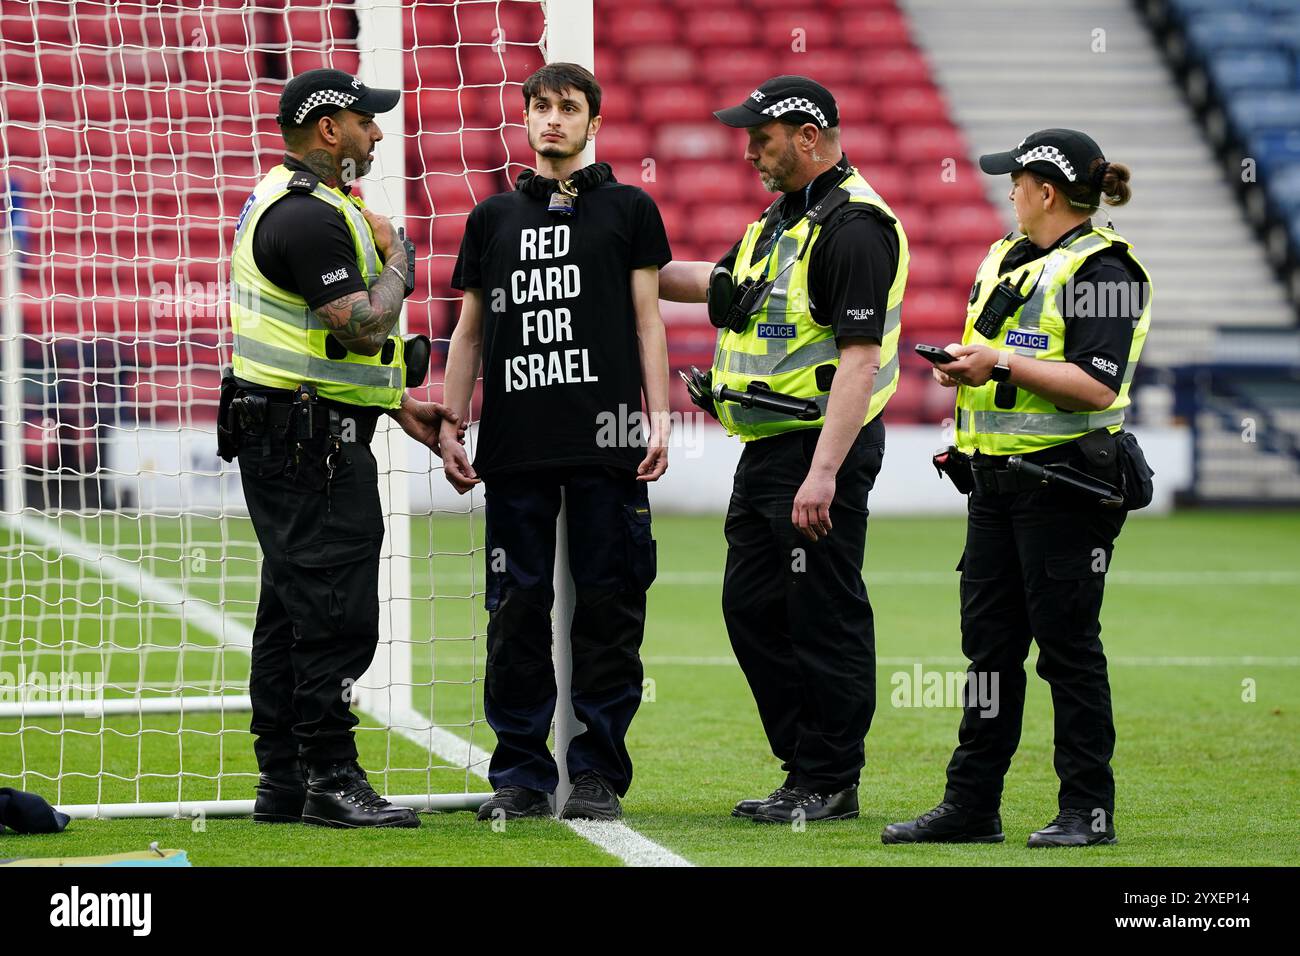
[990,349,1013,383]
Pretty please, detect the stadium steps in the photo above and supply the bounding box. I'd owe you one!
[901,0,1295,355]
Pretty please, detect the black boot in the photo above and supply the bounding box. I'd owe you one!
[302,760,420,829]
[1027,808,1116,847]
[253,766,307,824]
[732,785,796,819]
[752,785,859,824]
[559,771,622,821]
[881,801,1005,844]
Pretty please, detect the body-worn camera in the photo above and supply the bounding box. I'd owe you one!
[973,270,1035,339]
[708,269,775,333]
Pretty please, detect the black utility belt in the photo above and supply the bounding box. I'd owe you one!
[249,399,379,446]
[218,370,379,462]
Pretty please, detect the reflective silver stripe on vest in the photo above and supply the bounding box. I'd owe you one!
[1019,233,1109,330]
[720,336,838,376]
[1067,234,1108,257]
[872,351,899,395]
[231,282,328,331]
[842,181,881,202]
[727,392,830,427]
[234,335,402,389]
[334,196,381,278]
[756,232,804,329]
[957,407,1124,435]
[264,183,380,279]
[719,303,902,377]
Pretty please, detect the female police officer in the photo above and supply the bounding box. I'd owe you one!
[883,129,1151,847]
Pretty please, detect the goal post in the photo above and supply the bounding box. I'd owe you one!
[0,0,591,821]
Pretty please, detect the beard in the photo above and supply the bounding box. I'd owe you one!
[338,129,372,183]
[528,125,586,160]
[756,140,800,193]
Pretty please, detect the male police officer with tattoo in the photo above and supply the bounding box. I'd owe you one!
[221,69,458,828]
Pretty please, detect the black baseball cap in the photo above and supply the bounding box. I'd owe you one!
[276,68,400,127]
[714,75,839,130]
[979,128,1107,194]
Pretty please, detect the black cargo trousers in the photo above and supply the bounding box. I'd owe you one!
[235,396,384,778]
[721,417,886,794]
[944,437,1127,818]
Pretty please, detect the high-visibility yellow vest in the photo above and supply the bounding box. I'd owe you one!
[954,225,1152,456]
[711,168,909,441]
[229,164,406,409]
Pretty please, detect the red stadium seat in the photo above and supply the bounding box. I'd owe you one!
[668,162,756,203]
[638,85,715,126]
[654,123,734,161]
[860,47,931,87]
[875,85,948,126]
[682,12,759,48]
[593,125,652,162]
[895,124,967,162]
[909,162,989,206]
[623,46,695,84]
[604,8,679,46]
[931,204,1001,244]
[408,4,458,46]
[838,126,891,163]
[905,245,952,289]
[759,12,836,53]
[901,288,967,334]
[683,202,758,245]
[856,164,909,206]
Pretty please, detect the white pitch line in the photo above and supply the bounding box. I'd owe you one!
[431,654,1300,668]
[11,512,253,648]
[420,569,1300,587]
[7,514,692,867]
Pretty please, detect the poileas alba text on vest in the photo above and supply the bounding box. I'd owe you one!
[505,224,596,393]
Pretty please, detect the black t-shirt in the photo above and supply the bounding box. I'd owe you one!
[1000,221,1146,392]
[252,155,368,310]
[738,156,899,345]
[451,174,671,478]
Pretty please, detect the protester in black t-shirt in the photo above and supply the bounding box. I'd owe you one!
[439,63,671,822]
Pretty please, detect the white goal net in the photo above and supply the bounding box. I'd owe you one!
[0,0,571,817]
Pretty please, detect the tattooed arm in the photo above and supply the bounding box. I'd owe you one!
[312,207,407,357]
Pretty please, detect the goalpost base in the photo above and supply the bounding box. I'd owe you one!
[57,791,492,821]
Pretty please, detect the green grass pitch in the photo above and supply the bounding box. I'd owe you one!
[1,510,1296,866]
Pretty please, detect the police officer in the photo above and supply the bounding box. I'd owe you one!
[439,63,671,821]
[222,68,458,829]
[883,129,1151,847]
[660,76,909,823]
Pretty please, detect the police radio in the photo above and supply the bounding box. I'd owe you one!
[973,270,1037,339]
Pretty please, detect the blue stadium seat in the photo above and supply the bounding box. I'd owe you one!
[1271,18,1300,57]
[1227,90,1300,137]
[1186,13,1274,55]
[1265,165,1300,217]
[1249,129,1300,176]
[1168,0,1243,22]
[1250,0,1300,15]
[1208,50,1293,94]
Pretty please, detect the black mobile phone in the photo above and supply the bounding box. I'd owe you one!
[915,343,957,365]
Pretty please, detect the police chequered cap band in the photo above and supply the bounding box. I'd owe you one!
[1015,144,1077,182]
[293,89,359,125]
[760,96,829,128]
